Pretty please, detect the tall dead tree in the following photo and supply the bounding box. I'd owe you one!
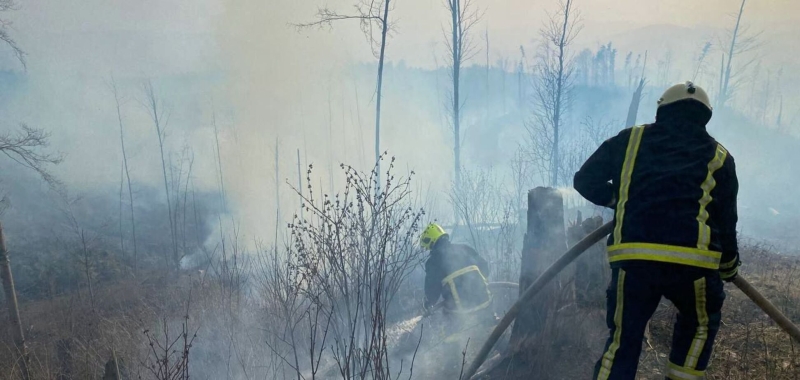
[110,78,138,272]
[212,110,227,214]
[297,0,395,181]
[143,81,178,270]
[274,137,281,245]
[443,0,480,191]
[296,149,303,221]
[517,46,526,110]
[525,0,581,187]
[327,86,335,195]
[718,0,760,109]
[625,51,647,128]
[485,27,490,107]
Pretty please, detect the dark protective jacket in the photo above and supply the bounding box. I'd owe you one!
[424,236,492,312]
[573,100,740,275]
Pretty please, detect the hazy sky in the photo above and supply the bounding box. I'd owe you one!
[8,0,797,72]
[2,0,798,239]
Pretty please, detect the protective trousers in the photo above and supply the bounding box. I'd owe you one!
[593,264,725,380]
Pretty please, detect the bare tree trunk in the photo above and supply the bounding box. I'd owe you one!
[275,137,281,245]
[119,162,125,254]
[0,222,31,380]
[145,82,178,271]
[352,80,367,169]
[297,149,304,221]
[720,0,747,109]
[213,111,228,214]
[374,0,391,182]
[518,46,525,110]
[718,53,725,106]
[451,0,461,190]
[328,88,334,195]
[485,27,490,107]
[550,0,573,187]
[182,153,193,258]
[112,80,138,273]
[81,229,95,311]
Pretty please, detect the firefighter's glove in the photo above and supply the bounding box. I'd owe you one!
[719,260,741,282]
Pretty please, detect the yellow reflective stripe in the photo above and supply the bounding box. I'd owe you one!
[441,265,492,313]
[685,278,709,369]
[597,269,626,380]
[442,265,480,285]
[696,144,728,250]
[719,256,738,270]
[608,243,722,269]
[613,126,645,245]
[667,361,705,380]
[448,281,463,310]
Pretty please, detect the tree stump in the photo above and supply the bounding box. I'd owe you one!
[510,187,568,348]
[569,213,610,309]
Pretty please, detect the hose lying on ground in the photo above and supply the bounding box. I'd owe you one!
[733,276,800,343]
[462,221,615,380]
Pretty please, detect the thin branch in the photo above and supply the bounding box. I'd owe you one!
[0,124,62,186]
[0,1,26,69]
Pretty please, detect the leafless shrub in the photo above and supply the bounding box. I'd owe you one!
[141,311,197,380]
[285,154,425,379]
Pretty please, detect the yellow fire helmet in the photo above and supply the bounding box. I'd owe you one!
[657,81,712,111]
[419,223,447,250]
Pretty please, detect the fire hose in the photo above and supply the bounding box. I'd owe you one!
[462,221,800,380]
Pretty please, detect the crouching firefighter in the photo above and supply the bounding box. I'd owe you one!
[574,81,741,380]
[419,223,495,336]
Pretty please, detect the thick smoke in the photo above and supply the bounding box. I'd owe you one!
[1,0,800,378]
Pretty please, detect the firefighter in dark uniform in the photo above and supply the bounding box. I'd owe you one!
[419,223,494,331]
[574,81,741,380]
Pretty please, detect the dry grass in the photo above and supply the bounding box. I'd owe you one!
[0,271,203,379]
[639,242,800,380]
[1,239,798,380]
